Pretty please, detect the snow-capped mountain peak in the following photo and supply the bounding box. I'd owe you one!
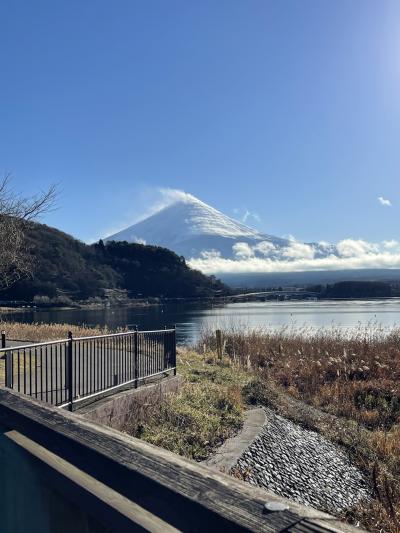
[105,194,319,260]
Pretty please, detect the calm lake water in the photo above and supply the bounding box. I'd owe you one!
[2,299,400,345]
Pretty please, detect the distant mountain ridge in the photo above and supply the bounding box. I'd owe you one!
[106,194,333,260]
[219,269,400,288]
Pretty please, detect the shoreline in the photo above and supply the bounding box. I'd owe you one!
[0,295,228,313]
[1,294,400,314]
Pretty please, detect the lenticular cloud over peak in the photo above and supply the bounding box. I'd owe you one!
[105,192,399,275]
[157,188,201,207]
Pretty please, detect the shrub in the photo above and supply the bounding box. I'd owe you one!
[242,378,268,405]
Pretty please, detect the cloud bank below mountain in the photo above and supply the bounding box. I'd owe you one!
[188,239,400,274]
[104,189,400,276]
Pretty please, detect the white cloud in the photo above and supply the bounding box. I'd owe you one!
[200,249,221,260]
[253,241,276,256]
[126,188,200,227]
[318,240,331,249]
[282,234,297,242]
[282,242,315,260]
[189,251,400,275]
[378,196,392,206]
[232,242,254,259]
[189,237,400,275]
[243,210,260,223]
[98,188,194,242]
[158,188,198,205]
[383,239,400,249]
[234,208,261,224]
[242,210,250,222]
[337,239,379,257]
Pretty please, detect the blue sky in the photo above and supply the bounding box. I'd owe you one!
[0,0,399,245]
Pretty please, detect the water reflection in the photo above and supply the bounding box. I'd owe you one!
[2,299,400,345]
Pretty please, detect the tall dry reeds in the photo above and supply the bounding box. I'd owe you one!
[0,321,117,342]
[198,323,400,429]
[197,324,400,532]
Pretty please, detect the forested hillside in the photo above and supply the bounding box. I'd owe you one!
[322,281,392,299]
[1,222,227,303]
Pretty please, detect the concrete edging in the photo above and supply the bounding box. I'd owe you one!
[203,407,266,471]
[79,374,182,431]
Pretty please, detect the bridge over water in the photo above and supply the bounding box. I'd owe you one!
[224,290,319,302]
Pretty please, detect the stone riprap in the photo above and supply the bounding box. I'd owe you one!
[233,408,371,515]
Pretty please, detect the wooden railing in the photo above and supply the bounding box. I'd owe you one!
[0,388,362,533]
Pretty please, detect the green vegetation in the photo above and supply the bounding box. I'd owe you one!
[126,350,250,461]
[1,221,228,303]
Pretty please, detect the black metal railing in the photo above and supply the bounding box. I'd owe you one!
[0,327,176,410]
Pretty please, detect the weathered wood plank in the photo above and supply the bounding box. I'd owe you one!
[0,388,361,532]
[5,429,179,533]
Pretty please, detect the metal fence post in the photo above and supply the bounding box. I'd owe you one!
[2,330,8,387]
[216,329,223,360]
[5,349,13,389]
[173,325,177,376]
[163,325,167,371]
[134,325,138,388]
[67,331,73,411]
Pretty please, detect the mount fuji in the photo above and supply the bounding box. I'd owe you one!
[105,194,333,262]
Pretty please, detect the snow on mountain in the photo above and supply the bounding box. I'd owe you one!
[105,194,332,262]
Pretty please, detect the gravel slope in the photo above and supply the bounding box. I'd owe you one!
[233,408,371,515]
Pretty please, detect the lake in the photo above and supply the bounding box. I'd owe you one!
[2,299,400,345]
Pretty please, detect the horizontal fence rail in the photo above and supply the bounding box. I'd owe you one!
[0,327,176,410]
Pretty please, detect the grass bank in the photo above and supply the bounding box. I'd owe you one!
[124,349,251,460]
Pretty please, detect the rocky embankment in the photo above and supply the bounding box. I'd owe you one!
[233,408,371,515]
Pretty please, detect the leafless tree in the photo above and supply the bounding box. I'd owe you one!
[0,174,57,289]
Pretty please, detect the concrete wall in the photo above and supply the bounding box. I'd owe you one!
[79,375,182,431]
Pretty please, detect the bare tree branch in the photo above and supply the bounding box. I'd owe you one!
[0,174,57,290]
[18,184,58,220]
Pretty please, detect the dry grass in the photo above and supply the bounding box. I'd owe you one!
[197,325,400,532]
[123,349,250,461]
[198,324,400,430]
[0,321,113,342]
